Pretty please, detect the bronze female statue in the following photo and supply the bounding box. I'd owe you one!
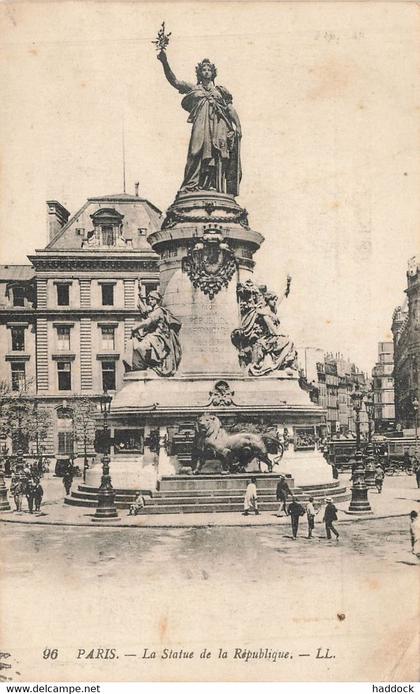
[157,49,242,196]
[124,291,182,377]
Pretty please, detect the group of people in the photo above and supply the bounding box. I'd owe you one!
[243,476,340,541]
[10,464,44,513]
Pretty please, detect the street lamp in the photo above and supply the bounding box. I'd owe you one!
[351,384,364,452]
[92,390,119,522]
[413,397,419,454]
[14,402,26,473]
[364,391,375,444]
[348,386,373,514]
[348,449,373,514]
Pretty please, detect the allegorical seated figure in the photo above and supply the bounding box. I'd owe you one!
[123,291,182,377]
[231,279,297,376]
[157,48,242,196]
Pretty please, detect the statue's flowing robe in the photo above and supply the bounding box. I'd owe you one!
[239,302,296,375]
[130,307,181,377]
[175,80,241,195]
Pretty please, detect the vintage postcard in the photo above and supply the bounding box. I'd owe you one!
[0,0,418,684]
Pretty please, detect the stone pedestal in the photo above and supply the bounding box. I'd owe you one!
[148,191,263,377]
[98,190,334,501]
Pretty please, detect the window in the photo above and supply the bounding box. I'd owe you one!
[57,284,70,306]
[101,326,115,350]
[101,225,115,246]
[11,362,25,391]
[57,408,74,455]
[101,284,114,306]
[58,432,74,455]
[102,361,116,391]
[57,361,71,391]
[11,327,25,351]
[13,286,25,307]
[57,326,71,350]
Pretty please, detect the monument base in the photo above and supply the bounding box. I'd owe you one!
[65,473,350,513]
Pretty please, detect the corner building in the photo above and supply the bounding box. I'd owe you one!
[0,192,160,458]
[392,256,420,428]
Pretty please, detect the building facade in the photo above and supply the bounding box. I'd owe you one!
[371,341,395,432]
[0,191,160,459]
[392,256,420,429]
[301,348,370,436]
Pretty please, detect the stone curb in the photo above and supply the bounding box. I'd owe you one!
[0,510,412,529]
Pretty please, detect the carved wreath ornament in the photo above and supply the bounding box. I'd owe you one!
[182,230,237,300]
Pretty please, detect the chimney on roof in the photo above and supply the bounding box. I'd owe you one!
[134,182,140,197]
[47,200,70,242]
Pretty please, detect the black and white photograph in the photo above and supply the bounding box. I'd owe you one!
[0,1,418,685]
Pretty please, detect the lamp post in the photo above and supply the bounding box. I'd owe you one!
[14,402,26,474]
[364,390,375,444]
[92,391,119,522]
[348,450,373,514]
[348,385,372,514]
[413,397,419,454]
[0,439,11,511]
[351,384,364,452]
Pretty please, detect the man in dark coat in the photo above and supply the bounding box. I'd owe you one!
[63,469,73,496]
[323,498,339,540]
[25,478,37,514]
[33,481,44,512]
[276,476,291,517]
[287,496,305,539]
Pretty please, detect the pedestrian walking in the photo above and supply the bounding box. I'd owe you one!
[306,496,316,539]
[409,511,420,558]
[323,498,339,540]
[63,469,73,496]
[10,474,24,511]
[374,465,385,493]
[243,477,259,516]
[25,478,37,514]
[287,496,305,539]
[275,475,291,516]
[33,480,44,512]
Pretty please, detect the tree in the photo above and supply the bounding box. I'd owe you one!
[0,379,51,460]
[70,396,98,477]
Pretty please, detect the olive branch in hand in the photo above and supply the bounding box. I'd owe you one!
[152,22,171,52]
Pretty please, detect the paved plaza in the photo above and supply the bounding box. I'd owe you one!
[1,473,419,528]
[0,481,418,682]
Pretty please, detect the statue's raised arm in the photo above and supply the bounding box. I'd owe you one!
[157,50,194,95]
[153,24,242,196]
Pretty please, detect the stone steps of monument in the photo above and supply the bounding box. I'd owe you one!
[64,495,137,510]
[141,492,352,515]
[64,479,350,511]
[155,487,287,498]
[70,487,143,502]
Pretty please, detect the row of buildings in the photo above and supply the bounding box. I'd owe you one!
[301,348,370,436]
[0,184,417,456]
[391,256,420,431]
[301,254,420,438]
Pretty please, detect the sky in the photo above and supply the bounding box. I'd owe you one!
[0,1,418,372]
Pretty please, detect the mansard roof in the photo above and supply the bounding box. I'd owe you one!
[0,265,34,282]
[45,193,162,252]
